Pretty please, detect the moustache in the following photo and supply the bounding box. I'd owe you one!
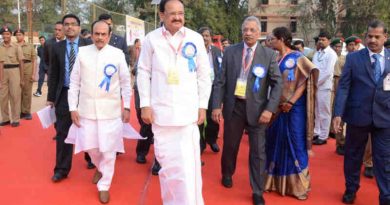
[171,20,182,23]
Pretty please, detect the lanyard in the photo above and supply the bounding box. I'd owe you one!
[242,46,256,72]
[162,28,186,57]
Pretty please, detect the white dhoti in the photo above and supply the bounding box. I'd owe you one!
[65,117,124,191]
[152,123,204,205]
[314,89,332,140]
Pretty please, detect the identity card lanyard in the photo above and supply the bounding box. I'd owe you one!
[240,47,256,79]
[162,29,186,65]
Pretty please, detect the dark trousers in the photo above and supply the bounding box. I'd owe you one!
[221,99,267,195]
[345,124,390,204]
[134,88,154,157]
[199,103,219,149]
[37,64,47,93]
[54,88,73,176]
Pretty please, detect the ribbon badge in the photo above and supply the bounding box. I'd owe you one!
[182,42,197,72]
[284,57,297,81]
[99,64,117,92]
[252,64,266,93]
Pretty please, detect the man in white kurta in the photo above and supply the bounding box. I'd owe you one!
[66,21,131,204]
[137,1,211,204]
[312,31,338,145]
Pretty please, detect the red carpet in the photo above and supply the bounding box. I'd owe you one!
[0,107,378,205]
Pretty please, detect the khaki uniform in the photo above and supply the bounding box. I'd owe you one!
[19,42,36,114]
[331,55,346,146]
[0,42,24,123]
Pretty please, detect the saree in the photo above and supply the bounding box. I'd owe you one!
[265,51,318,199]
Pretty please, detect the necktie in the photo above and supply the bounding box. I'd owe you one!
[69,42,76,72]
[245,47,252,68]
[372,53,381,83]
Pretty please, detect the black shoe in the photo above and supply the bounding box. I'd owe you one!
[51,173,67,182]
[21,113,32,120]
[364,167,374,178]
[313,138,327,145]
[336,145,345,156]
[252,193,265,205]
[136,155,147,164]
[313,135,319,140]
[221,176,233,188]
[0,121,10,126]
[152,160,161,175]
[210,143,220,153]
[11,122,20,127]
[87,161,96,169]
[342,190,356,204]
[329,132,336,139]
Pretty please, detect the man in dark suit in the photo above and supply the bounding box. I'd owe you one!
[334,20,390,205]
[212,16,282,205]
[47,14,92,182]
[44,21,65,72]
[98,13,130,66]
[198,27,222,153]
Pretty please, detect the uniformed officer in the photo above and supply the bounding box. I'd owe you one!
[0,26,25,127]
[14,29,37,120]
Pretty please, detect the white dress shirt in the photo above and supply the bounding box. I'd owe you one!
[68,44,131,120]
[368,47,385,74]
[312,45,338,90]
[137,26,212,126]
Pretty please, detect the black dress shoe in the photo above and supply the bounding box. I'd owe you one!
[342,190,356,204]
[364,167,374,178]
[252,193,265,205]
[87,161,96,169]
[313,138,327,145]
[51,173,67,182]
[136,155,147,164]
[221,176,233,188]
[152,159,161,175]
[21,113,32,120]
[336,145,345,155]
[11,122,20,127]
[209,143,220,153]
[0,121,10,126]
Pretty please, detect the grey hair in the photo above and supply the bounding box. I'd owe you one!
[241,16,261,33]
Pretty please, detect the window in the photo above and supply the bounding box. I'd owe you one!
[290,17,297,33]
[291,0,298,4]
[260,17,267,32]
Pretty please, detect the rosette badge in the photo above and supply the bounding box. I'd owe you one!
[99,64,117,92]
[284,58,297,81]
[252,64,266,93]
[182,42,197,72]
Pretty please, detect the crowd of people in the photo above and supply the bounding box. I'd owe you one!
[1,0,390,204]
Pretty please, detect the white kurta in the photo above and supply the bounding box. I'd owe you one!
[137,26,211,205]
[66,44,131,153]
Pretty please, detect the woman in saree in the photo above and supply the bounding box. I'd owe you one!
[264,27,319,200]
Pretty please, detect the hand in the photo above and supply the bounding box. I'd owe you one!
[141,107,154,124]
[197,108,206,125]
[122,109,130,123]
[212,108,223,123]
[30,75,35,82]
[70,111,81,128]
[258,110,273,124]
[46,101,54,108]
[279,102,293,113]
[333,116,343,134]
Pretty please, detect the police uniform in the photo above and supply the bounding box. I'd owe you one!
[14,29,37,119]
[0,27,24,126]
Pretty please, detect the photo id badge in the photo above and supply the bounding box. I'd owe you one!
[167,67,180,85]
[234,79,247,97]
[384,73,390,91]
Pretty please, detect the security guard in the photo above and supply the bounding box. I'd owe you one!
[0,26,25,127]
[14,29,36,120]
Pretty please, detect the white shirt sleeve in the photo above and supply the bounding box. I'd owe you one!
[317,51,337,86]
[119,51,132,109]
[137,35,152,108]
[68,55,81,111]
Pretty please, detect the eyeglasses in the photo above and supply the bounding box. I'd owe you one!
[64,22,79,27]
[165,11,185,17]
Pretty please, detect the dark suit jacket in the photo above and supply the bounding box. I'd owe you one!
[212,42,283,126]
[44,38,57,67]
[210,45,223,85]
[47,37,92,106]
[110,33,130,66]
[335,48,390,128]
